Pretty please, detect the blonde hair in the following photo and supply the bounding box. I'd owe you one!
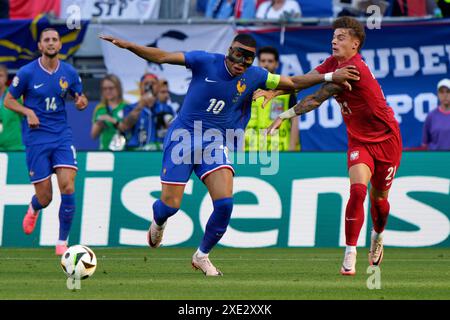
[100,74,124,106]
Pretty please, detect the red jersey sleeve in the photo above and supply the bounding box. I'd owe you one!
[315,56,336,74]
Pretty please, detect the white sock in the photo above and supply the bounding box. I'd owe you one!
[345,245,357,254]
[56,240,67,246]
[196,248,208,258]
[371,229,383,240]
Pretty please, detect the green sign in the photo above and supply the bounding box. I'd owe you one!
[0,151,448,247]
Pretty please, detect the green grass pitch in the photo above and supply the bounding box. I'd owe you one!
[0,247,449,300]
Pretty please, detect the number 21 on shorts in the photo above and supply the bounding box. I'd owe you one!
[385,166,397,186]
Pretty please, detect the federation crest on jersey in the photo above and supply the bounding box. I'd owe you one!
[233,79,247,103]
[236,80,246,94]
[350,151,359,161]
[12,76,19,87]
[59,76,69,97]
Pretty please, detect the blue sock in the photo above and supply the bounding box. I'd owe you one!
[31,195,44,211]
[58,193,75,242]
[153,199,179,226]
[200,197,233,254]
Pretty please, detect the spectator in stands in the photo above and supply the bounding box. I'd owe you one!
[0,64,24,151]
[91,74,127,151]
[421,78,450,150]
[334,0,389,17]
[118,73,174,151]
[206,0,256,19]
[391,0,438,16]
[155,79,176,145]
[256,0,301,19]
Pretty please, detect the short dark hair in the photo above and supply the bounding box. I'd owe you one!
[39,28,60,41]
[332,16,365,51]
[232,34,257,48]
[257,46,279,62]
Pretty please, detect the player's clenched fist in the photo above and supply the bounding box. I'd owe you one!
[74,93,88,110]
[25,109,39,128]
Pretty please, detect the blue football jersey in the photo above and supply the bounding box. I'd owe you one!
[177,51,278,134]
[9,58,82,146]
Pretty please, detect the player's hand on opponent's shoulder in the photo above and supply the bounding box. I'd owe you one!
[74,93,88,111]
[99,34,131,49]
[25,109,39,128]
[252,89,284,109]
[332,65,360,91]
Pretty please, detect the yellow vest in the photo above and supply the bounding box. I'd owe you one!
[245,94,299,151]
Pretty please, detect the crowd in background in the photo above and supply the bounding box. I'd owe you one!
[0,0,449,20]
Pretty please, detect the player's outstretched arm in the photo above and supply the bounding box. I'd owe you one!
[276,66,359,91]
[99,35,185,66]
[3,92,39,128]
[267,83,343,135]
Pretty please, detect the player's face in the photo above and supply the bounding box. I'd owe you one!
[38,31,62,58]
[102,79,120,102]
[226,41,256,76]
[332,29,359,61]
[258,53,279,73]
[438,87,450,107]
[0,70,7,89]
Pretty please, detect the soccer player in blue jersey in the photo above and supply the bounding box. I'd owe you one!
[4,28,88,255]
[101,33,359,275]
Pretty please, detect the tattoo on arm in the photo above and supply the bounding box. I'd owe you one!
[293,83,343,115]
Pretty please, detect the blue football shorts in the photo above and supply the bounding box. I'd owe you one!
[25,138,78,183]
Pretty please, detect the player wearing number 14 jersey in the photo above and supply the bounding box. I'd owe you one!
[4,28,88,255]
[268,16,402,275]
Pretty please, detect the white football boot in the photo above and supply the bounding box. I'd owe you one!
[192,252,223,276]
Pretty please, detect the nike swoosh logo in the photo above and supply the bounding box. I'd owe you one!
[34,84,44,89]
[205,77,217,83]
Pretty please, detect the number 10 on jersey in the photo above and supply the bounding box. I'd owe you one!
[206,99,225,114]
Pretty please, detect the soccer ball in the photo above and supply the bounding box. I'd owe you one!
[60,245,97,280]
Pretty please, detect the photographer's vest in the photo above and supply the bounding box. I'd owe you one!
[245,93,294,151]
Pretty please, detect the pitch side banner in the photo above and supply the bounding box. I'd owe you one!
[244,20,450,150]
[100,24,235,108]
[0,152,448,248]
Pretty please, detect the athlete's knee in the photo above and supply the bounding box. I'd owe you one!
[37,193,52,207]
[160,194,182,209]
[370,188,389,202]
[350,183,367,202]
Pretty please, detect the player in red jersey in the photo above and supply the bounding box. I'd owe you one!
[265,16,402,275]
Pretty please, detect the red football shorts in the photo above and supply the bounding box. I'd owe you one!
[347,133,402,191]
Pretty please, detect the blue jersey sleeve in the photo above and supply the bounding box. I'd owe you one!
[184,50,210,71]
[255,67,270,89]
[68,66,83,96]
[8,67,31,99]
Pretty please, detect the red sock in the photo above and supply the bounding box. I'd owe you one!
[370,195,390,233]
[345,183,367,246]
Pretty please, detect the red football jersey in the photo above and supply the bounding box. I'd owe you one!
[315,53,400,144]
